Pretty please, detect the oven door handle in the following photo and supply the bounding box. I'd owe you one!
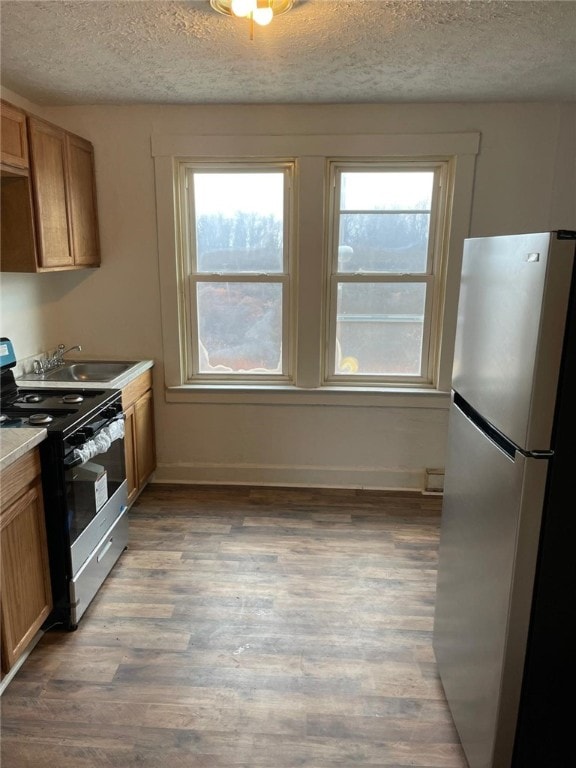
[64,454,85,470]
[65,417,125,468]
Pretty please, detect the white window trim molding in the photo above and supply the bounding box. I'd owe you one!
[153,132,479,407]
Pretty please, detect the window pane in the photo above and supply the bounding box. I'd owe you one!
[340,171,433,211]
[197,282,282,374]
[194,173,284,273]
[335,283,426,376]
[338,212,430,273]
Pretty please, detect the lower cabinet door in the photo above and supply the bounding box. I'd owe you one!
[124,403,138,505]
[135,389,156,489]
[1,480,52,672]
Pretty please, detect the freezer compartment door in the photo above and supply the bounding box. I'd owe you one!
[433,399,548,768]
[452,232,574,451]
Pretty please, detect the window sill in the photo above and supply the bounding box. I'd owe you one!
[165,384,451,409]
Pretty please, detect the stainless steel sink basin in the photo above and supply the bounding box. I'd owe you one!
[43,361,137,382]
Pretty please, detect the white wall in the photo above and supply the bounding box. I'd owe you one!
[2,91,575,489]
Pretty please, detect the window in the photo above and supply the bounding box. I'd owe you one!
[182,165,293,381]
[326,163,446,386]
[154,131,479,402]
[180,160,447,388]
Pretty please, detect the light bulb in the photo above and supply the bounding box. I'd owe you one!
[253,6,274,25]
[231,0,255,18]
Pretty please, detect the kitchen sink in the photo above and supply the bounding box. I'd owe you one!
[42,361,137,382]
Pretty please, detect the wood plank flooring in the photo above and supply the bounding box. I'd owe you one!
[0,484,468,768]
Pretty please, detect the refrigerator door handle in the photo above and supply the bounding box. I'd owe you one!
[454,393,553,461]
[453,391,517,459]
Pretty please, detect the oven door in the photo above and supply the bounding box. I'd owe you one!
[64,414,128,579]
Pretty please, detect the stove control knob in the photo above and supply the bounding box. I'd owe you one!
[103,404,121,418]
[68,431,88,446]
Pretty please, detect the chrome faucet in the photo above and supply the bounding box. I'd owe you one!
[33,344,82,375]
[52,343,82,366]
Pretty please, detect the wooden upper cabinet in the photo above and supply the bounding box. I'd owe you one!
[66,133,100,267]
[28,117,74,269]
[0,103,101,272]
[0,100,29,170]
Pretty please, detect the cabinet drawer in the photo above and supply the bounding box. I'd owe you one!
[70,509,129,625]
[0,450,41,513]
[122,369,153,409]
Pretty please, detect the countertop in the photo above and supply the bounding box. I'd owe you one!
[0,359,154,471]
[0,428,47,472]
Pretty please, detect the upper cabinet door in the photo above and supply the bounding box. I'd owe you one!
[66,133,100,267]
[0,101,29,170]
[28,117,73,269]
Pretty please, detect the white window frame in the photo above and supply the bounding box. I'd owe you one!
[153,132,479,407]
[325,161,450,387]
[180,162,295,383]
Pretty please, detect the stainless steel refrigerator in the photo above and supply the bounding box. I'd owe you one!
[433,230,576,768]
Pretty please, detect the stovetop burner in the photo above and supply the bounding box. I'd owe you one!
[62,394,84,404]
[19,393,43,403]
[28,413,54,425]
[12,392,87,409]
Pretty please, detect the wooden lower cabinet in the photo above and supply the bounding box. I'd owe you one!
[122,369,156,505]
[0,449,52,675]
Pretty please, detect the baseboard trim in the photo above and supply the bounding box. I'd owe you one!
[145,481,442,501]
[153,462,429,492]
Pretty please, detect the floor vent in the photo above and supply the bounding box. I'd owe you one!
[424,468,444,495]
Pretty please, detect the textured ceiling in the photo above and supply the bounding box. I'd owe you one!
[1,0,575,106]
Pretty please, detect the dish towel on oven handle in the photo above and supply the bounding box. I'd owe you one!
[72,418,125,465]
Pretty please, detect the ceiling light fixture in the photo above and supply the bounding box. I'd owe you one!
[210,0,294,40]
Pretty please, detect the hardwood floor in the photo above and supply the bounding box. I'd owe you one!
[0,484,468,767]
